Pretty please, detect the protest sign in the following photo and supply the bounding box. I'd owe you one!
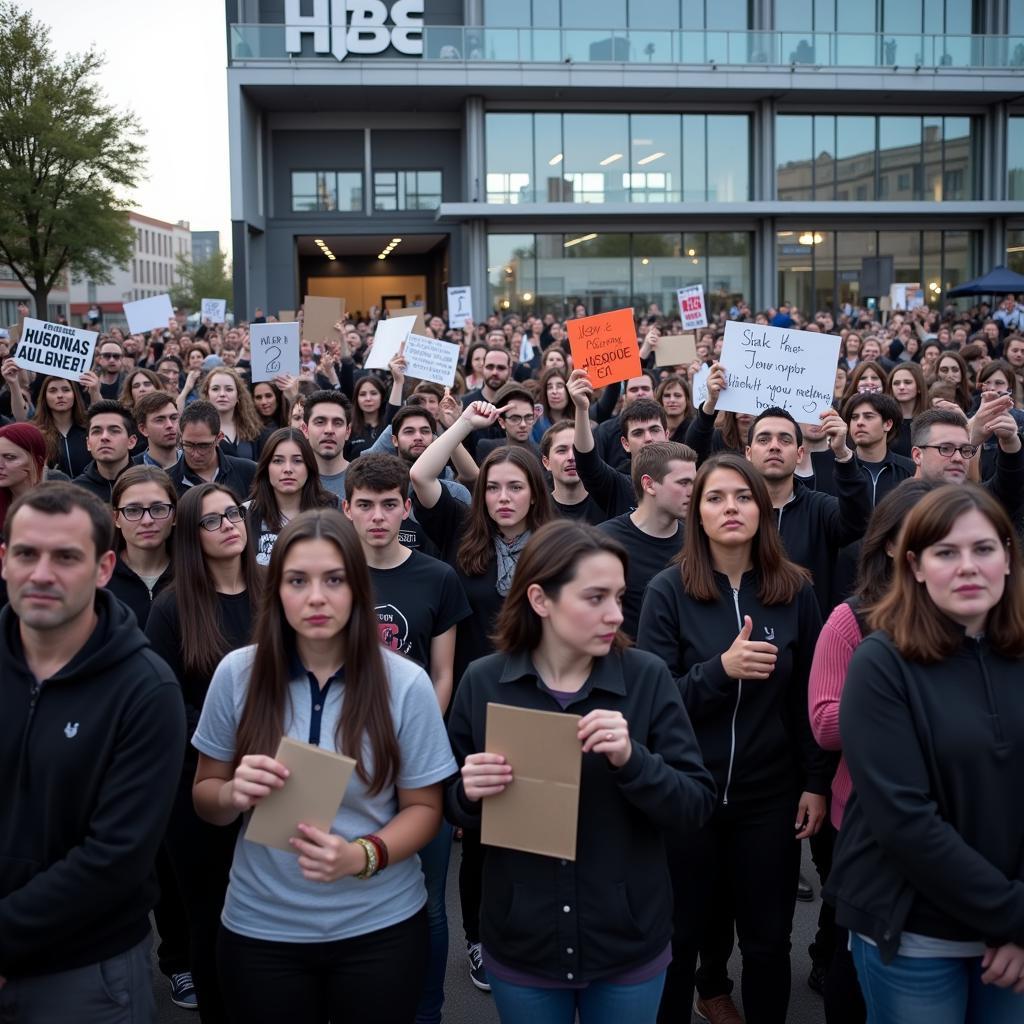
[447,286,472,329]
[364,315,416,370]
[889,282,924,311]
[250,322,300,383]
[303,295,345,344]
[123,294,174,335]
[676,284,708,330]
[655,332,698,367]
[402,332,461,387]
[691,362,712,408]
[201,298,227,324]
[388,306,427,335]
[567,308,642,387]
[278,309,296,323]
[715,321,841,420]
[14,318,97,382]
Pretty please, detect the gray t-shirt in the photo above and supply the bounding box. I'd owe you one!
[320,469,348,501]
[192,644,457,942]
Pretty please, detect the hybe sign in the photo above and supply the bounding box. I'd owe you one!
[285,0,424,60]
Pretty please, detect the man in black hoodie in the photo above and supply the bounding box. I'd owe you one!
[72,399,137,505]
[0,483,184,1019]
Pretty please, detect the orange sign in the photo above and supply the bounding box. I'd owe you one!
[567,308,642,387]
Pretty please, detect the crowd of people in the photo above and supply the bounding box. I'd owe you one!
[1,291,1023,1024]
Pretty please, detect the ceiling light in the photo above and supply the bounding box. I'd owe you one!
[641,257,650,265]
[563,232,598,248]
[636,152,665,166]
[522,292,533,301]
[314,238,325,245]
[548,153,563,166]
[599,153,623,166]
[377,254,386,260]
[691,258,699,264]
[687,249,696,256]
[392,237,402,243]
[798,231,824,245]
[328,255,336,260]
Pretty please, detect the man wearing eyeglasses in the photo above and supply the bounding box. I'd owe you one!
[167,401,256,500]
[94,340,126,401]
[474,384,542,464]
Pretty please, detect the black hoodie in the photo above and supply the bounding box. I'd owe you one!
[105,554,173,630]
[71,459,123,504]
[0,590,184,976]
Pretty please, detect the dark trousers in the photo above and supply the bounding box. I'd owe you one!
[825,926,867,1024]
[153,841,189,977]
[458,828,485,945]
[694,870,736,1000]
[659,797,801,1024]
[808,819,838,970]
[163,776,238,1023]
[216,910,428,1024]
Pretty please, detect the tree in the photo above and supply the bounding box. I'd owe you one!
[0,3,144,317]
[171,250,233,313]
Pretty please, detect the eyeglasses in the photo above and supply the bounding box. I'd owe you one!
[198,506,245,532]
[100,352,122,360]
[920,443,978,459]
[503,414,535,426]
[182,440,217,453]
[116,502,174,521]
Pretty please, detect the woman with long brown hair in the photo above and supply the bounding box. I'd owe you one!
[348,374,392,459]
[200,366,265,461]
[192,510,455,1023]
[637,453,828,1024]
[145,483,262,1024]
[841,360,888,405]
[934,350,973,413]
[827,485,1024,1023]
[31,374,90,476]
[656,372,695,441]
[886,363,928,457]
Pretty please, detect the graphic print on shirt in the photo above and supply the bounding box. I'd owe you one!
[376,603,411,654]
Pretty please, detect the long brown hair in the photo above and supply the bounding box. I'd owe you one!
[457,446,553,576]
[934,350,972,413]
[32,375,88,467]
[200,366,263,441]
[351,376,388,434]
[247,428,334,532]
[677,453,809,605]
[869,484,1024,662]
[886,361,928,418]
[234,510,400,794]
[537,366,569,425]
[171,482,262,678]
[841,360,888,404]
[118,367,162,413]
[655,373,695,428]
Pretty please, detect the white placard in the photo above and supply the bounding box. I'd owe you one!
[518,335,534,363]
[691,362,712,408]
[676,284,708,330]
[888,282,924,311]
[123,294,174,335]
[15,318,97,382]
[715,321,841,420]
[447,286,472,329]
[364,315,416,370]
[250,322,300,383]
[201,298,227,324]
[402,332,461,387]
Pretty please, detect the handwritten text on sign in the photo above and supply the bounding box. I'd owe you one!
[403,332,461,387]
[15,319,97,382]
[567,308,642,387]
[715,321,841,421]
[250,322,300,383]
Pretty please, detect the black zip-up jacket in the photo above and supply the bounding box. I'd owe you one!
[105,554,173,630]
[167,451,257,502]
[71,459,124,504]
[52,423,90,478]
[573,444,635,519]
[825,631,1024,963]
[854,448,915,507]
[445,648,715,983]
[636,567,831,806]
[0,591,185,976]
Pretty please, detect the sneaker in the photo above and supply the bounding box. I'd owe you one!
[808,961,827,995]
[169,971,198,1010]
[796,872,815,902]
[694,993,744,1024]
[466,942,491,992]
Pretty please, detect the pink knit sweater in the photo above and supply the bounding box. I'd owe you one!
[808,601,863,830]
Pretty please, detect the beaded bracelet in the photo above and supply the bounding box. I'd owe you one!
[354,837,378,879]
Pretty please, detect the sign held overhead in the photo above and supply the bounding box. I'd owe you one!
[14,319,97,382]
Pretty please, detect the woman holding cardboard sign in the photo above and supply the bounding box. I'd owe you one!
[447,520,715,1023]
[191,510,456,1024]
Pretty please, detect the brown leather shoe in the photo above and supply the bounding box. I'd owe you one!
[694,993,745,1024]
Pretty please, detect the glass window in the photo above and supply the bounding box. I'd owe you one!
[775,0,812,30]
[562,114,629,203]
[373,171,442,211]
[922,116,944,200]
[922,230,943,303]
[777,230,816,317]
[1012,0,1024,34]
[776,115,813,201]
[337,172,363,211]
[879,230,922,284]
[707,115,749,200]
[486,114,533,203]
[706,0,748,30]
[629,114,681,202]
[1010,118,1024,200]
[534,113,565,203]
[488,234,536,312]
[1007,228,1024,277]
[628,0,680,29]
[632,233,684,316]
[561,0,627,28]
[813,115,835,201]
[483,0,530,25]
[682,115,707,202]
[836,231,877,308]
[943,117,972,200]
[813,232,836,313]
[941,229,973,296]
[879,117,922,200]
[708,231,751,310]
[291,170,361,212]
[835,116,875,201]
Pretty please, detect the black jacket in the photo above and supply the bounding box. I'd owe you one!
[71,460,124,504]
[573,444,636,519]
[52,423,90,478]
[637,567,831,806]
[167,451,257,502]
[826,631,1024,962]
[445,648,715,983]
[104,554,173,630]
[854,449,915,507]
[0,591,184,976]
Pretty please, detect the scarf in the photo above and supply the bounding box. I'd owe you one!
[494,530,531,597]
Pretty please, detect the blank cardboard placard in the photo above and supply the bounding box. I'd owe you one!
[481,703,581,861]
[402,332,461,387]
[655,332,698,367]
[245,736,356,854]
[123,294,174,335]
[388,306,428,335]
[278,309,296,323]
[303,295,345,344]
[567,308,642,387]
[364,315,417,370]
[250,322,300,383]
[716,320,841,420]
[15,318,97,382]
[201,298,227,324]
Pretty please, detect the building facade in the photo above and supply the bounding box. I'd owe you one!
[192,230,222,265]
[225,0,1024,321]
[0,267,69,328]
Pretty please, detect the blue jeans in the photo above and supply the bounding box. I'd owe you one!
[850,933,1023,1024]
[415,823,452,1024]
[490,970,666,1024]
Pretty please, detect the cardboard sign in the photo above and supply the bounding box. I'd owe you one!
[201,298,227,324]
[278,309,296,323]
[364,315,416,370]
[388,306,428,335]
[245,736,356,854]
[481,703,581,861]
[402,332,461,387]
[567,308,642,387]
[14,318,97,382]
[889,283,924,311]
[677,284,708,330]
[250,322,300,383]
[691,362,712,408]
[303,295,345,344]
[447,286,472,329]
[123,294,174,335]
[655,332,698,367]
[716,321,841,419]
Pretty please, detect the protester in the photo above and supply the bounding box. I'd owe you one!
[200,367,265,462]
[843,392,914,506]
[191,510,456,1023]
[94,338,127,399]
[72,399,138,504]
[169,400,257,499]
[301,390,352,500]
[446,520,715,1022]
[885,363,928,457]
[133,390,183,470]
[32,375,90,477]
[348,375,391,459]
[118,367,162,416]
[250,380,291,432]
[540,420,606,524]
[0,423,49,528]
[475,383,541,463]
[531,367,570,441]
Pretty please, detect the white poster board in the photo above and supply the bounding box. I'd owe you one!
[402,332,461,387]
[123,294,174,335]
[249,322,300,383]
[364,315,416,370]
[676,284,708,330]
[715,321,840,420]
[15,318,97,381]
[691,362,712,408]
[201,298,227,324]
[889,283,924,311]
[447,286,472,329]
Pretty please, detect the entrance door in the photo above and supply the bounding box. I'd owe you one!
[381,294,407,310]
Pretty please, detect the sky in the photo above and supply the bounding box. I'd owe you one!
[29,0,232,258]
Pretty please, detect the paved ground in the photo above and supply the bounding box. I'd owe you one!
[155,843,826,1023]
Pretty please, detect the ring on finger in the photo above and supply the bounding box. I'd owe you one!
[605,731,615,741]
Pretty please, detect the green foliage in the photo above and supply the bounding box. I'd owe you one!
[0,2,144,314]
[171,250,232,312]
